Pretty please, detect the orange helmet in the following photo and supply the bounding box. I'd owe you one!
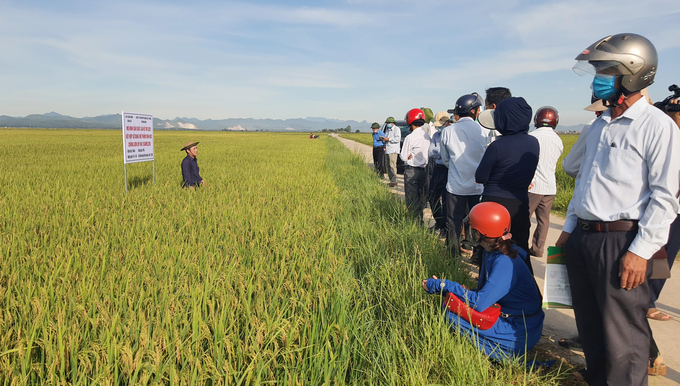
[467,202,511,238]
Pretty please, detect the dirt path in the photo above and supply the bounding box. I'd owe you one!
[333,134,680,385]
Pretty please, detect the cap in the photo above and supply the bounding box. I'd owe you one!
[181,141,199,151]
[433,111,450,127]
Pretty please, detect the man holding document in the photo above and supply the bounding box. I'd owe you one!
[555,34,680,385]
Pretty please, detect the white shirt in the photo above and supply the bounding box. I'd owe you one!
[384,124,401,154]
[400,126,431,167]
[440,117,488,195]
[529,127,563,195]
[562,119,595,178]
[563,97,680,259]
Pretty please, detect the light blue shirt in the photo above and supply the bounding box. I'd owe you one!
[563,97,680,259]
[384,124,401,154]
[372,130,386,147]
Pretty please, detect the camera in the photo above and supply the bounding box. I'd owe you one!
[654,84,680,113]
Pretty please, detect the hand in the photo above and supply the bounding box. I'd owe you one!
[421,275,438,290]
[408,154,413,160]
[384,137,389,142]
[529,182,534,190]
[200,180,205,186]
[619,251,647,290]
[555,231,571,247]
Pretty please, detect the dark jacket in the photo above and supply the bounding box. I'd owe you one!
[181,155,203,187]
[475,97,539,202]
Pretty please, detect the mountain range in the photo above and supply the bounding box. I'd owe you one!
[0,112,587,132]
[0,112,371,132]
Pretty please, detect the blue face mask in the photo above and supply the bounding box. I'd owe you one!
[591,75,617,100]
[386,123,393,129]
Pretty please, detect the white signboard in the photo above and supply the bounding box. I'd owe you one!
[122,112,154,164]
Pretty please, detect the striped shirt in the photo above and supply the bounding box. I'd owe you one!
[528,127,563,195]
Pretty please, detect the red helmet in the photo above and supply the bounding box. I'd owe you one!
[534,106,559,129]
[405,108,425,126]
[468,202,511,238]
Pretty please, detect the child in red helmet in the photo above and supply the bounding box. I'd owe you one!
[422,202,544,360]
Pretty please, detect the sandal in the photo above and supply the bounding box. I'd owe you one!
[647,309,672,321]
[649,360,667,376]
[558,337,582,349]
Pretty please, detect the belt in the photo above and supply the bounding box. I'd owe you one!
[577,218,638,232]
[404,165,426,170]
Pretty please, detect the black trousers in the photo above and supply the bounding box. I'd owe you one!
[403,166,428,222]
[372,146,385,176]
[427,164,448,230]
[565,226,651,386]
[481,195,532,273]
[649,214,680,308]
[446,193,480,254]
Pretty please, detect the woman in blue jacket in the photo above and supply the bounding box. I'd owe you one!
[422,202,544,360]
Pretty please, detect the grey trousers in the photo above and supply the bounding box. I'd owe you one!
[385,153,398,184]
[565,226,651,386]
[527,193,555,257]
[403,166,427,222]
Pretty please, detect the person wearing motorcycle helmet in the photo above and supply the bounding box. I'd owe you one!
[527,107,563,259]
[475,97,539,273]
[422,202,544,360]
[555,33,680,386]
[441,93,489,256]
[400,108,432,223]
[383,117,401,187]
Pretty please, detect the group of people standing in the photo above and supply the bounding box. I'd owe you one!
[380,33,680,386]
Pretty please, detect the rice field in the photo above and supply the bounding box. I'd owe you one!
[0,129,570,384]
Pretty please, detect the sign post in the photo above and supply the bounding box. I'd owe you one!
[122,111,155,193]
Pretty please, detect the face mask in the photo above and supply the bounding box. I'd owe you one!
[386,123,393,129]
[591,75,617,100]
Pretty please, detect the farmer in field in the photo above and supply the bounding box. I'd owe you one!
[400,108,431,223]
[371,122,387,178]
[527,106,563,258]
[422,202,544,360]
[383,117,401,187]
[181,141,204,189]
[475,97,539,273]
[555,33,680,386]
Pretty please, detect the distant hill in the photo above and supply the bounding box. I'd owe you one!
[0,112,371,132]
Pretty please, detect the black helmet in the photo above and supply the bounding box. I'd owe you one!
[448,93,484,116]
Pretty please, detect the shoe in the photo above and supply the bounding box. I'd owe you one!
[389,183,397,187]
[647,308,672,321]
[558,337,582,349]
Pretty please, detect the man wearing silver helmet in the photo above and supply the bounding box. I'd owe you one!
[556,34,680,386]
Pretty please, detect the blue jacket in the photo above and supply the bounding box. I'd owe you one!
[425,246,544,360]
[475,97,539,202]
[372,130,386,147]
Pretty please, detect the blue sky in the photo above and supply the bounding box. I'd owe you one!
[1,0,679,126]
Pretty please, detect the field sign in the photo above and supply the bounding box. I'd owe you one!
[121,111,155,192]
[122,112,154,164]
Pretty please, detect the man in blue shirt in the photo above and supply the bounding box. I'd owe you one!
[181,141,204,189]
[371,122,387,178]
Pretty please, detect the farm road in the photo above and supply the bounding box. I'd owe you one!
[332,134,680,386]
